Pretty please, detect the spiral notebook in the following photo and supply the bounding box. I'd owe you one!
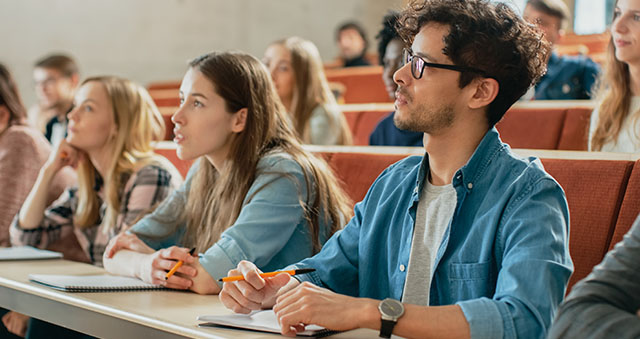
[198,310,336,337]
[28,274,167,292]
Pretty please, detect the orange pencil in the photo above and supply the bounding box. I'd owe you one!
[165,247,196,280]
[218,268,316,282]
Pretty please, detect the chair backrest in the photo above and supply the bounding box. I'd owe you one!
[343,110,392,145]
[496,107,567,149]
[325,66,391,104]
[609,159,640,250]
[541,158,633,290]
[557,108,592,151]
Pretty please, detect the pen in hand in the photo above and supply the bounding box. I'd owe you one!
[219,268,316,282]
[165,247,196,280]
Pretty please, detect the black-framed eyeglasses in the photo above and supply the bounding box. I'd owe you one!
[402,48,489,80]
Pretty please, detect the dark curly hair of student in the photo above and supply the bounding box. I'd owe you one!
[397,0,550,126]
[376,11,401,65]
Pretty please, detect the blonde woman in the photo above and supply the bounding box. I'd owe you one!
[11,76,182,264]
[590,0,640,152]
[263,37,352,145]
[103,51,352,295]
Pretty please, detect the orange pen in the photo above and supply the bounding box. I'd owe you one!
[165,247,196,280]
[60,151,69,160]
[218,268,316,282]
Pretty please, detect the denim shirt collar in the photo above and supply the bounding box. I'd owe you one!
[414,127,504,197]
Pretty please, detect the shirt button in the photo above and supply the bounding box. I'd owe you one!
[399,264,406,272]
[413,187,419,194]
[467,182,473,189]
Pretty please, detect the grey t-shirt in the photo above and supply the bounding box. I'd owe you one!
[402,180,457,306]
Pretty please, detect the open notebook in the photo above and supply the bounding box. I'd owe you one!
[198,310,336,337]
[0,246,63,261]
[29,274,167,292]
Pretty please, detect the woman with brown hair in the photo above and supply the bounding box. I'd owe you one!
[590,0,640,152]
[103,51,352,295]
[263,37,352,145]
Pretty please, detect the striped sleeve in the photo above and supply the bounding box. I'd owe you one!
[9,187,77,248]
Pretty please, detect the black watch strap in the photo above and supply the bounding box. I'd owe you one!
[379,319,396,338]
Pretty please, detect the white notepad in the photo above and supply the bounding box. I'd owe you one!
[198,310,335,337]
[29,274,167,292]
[0,246,63,261]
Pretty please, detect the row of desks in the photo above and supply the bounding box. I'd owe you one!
[0,259,376,338]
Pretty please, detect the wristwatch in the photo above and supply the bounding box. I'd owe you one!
[378,298,404,338]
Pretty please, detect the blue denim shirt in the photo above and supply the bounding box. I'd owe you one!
[130,152,331,286]
[534,52,600,100]
[291,128,573,339]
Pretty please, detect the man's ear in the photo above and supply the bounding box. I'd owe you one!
[231,108,248,133]
[70,73,80,88]
[468,78,499,110]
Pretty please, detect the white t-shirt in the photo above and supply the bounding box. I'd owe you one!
[589,96,640,153]
[401,180,457,306]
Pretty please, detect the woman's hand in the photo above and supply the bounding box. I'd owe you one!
[104,232,154,259]
[138,246,198,289]
[44,139,83,174]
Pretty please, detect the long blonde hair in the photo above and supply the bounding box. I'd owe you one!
[181,52,352,253]
[74,76,167,231]
[273,37,352,145]
[591,27,636,150]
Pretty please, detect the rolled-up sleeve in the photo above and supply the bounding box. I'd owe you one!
[548,215,640,339]
[457,178,573,339]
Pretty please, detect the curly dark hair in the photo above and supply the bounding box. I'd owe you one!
[397,0,550,126]
[376,11,401,65]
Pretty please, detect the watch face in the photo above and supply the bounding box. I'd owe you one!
[380,298,404,317]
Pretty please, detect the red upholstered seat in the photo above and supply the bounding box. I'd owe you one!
[328,152,410,206]
[557,107,592,151]
[497,108,567,150]
[325,66,391,104]
[541,158,633,291]
[608,159,640,250]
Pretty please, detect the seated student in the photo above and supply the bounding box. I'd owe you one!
[548,213,640,338]
[590,0,640,152]
[220,1,572,338]
[0,63,74,247]
[102,51,352,295]
[369,11,424,147]
[0,63,75,339]
[29,54,80,145]
[10,76,181,264]
[523,0,600,100]
[7,76,181,339]
[336,21,371,67]
[263,37,352,145]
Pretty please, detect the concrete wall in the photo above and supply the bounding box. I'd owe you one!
[1,0,402,108]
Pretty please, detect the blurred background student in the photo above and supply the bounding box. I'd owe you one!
[263,37,352,145]
[590,0,640,152]
[336,21,371,67]
[28,54,79,146]
[369,11,424,147]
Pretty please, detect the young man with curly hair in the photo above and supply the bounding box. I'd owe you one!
[219,0,573,338]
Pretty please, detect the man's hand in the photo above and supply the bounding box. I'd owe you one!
[272,282,379,337]
[219,260,298,313]
[2,311,29,337]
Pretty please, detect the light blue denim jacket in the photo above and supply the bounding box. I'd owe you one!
[130,152,331,286]
[291,128,573,339]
